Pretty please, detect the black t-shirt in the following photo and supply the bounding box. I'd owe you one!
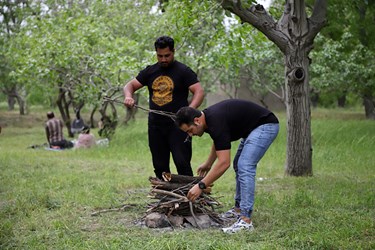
[203,99,279,150]
[136,60,199,124]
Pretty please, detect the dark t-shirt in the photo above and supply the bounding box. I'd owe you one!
[136,60,199,124]
[203,99,279,150]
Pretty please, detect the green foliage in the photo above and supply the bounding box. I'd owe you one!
[2,0,286,109]
[5,1,159,107]
[310,0,375,105]
[311,32,375,101]
[2,0,374,112]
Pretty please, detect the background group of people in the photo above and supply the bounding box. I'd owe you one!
[46,36,279,233]
[45,111,96,150]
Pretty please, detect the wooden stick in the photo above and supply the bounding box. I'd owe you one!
[162,172,203,183]
[189,201,202,229]
[150,189,189,202]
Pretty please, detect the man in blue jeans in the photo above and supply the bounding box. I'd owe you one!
[174,99,279,233]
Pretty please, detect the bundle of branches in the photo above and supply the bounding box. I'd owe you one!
[147,173,224,227]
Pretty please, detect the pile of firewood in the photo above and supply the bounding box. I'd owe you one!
[145,172,224,229]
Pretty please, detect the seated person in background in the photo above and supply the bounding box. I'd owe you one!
[75,125,96,149]
[45,111,73,149]
[71,108,86,134]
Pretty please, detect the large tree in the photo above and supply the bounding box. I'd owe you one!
[0,0,36,114]
[9,0,158,135]
[217,0,327,176]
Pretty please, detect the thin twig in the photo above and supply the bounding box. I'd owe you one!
[103,97,176,120]
[91,204,133,216]
[189,201,202,229]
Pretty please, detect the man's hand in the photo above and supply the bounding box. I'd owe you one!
[187,184,203,202]
[197,163,211,177]
[124,96,135,108]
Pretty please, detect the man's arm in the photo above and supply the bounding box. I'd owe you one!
[201,149,231,187]
[123,78,143,107]
[188,82,204,109]
[197,144,217,177]
[187,149,231,201]
[45,127,50,145]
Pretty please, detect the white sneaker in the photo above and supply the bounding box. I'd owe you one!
[220,207,240,219]
[222,218,254,234]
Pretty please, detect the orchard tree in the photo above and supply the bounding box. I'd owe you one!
[10,0,159,135]
[155,1,284,103]
[0,0,37,114]
[217,0,327,176]
[311,0,375,118]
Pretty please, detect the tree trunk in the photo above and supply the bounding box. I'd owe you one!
[7,96,15,111]
[5,86,27,115]
[16,95,26,115]
[363,94,375,120]
[285,60,313,176]
[90,105,98,128]
[337,94,346,108]
[56,87,74,138]
[218,0,326,176]
[310,88,319,108]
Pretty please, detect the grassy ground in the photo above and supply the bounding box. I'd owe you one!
[0,107,374,249]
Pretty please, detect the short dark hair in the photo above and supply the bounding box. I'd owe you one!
[154,36,174,51]
[175,107,202,127]
[47,111,55,119]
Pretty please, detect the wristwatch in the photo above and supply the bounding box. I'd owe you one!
[198,181,207,190]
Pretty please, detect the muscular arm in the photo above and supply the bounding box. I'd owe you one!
[201,149,231,187]
[197,144,217,177]
[187,148,231,201]
[188,82,204,109]
[123,78,143,107]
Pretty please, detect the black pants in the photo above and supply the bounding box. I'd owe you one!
[50,139,73,149]
[148,123,193,179]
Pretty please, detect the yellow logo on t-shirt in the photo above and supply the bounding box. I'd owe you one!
[152,76,174,106]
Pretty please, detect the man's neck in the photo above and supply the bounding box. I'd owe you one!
[200,112,207,129]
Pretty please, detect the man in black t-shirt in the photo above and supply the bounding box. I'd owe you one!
[123,36,204,179]
[175,99,279,233]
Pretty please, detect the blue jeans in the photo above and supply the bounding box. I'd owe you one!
[233,123,279,218]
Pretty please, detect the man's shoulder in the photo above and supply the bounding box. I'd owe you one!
[173,60,190,69]
[142,63,159,71]
[137,63,160,77]
[46,118,62,125]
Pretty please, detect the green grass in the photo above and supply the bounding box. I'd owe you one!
[0,108,374,249]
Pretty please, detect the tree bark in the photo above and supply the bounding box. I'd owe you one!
[7,96,16,111]
[363,94,375,120]
[218,0,327,176]
[4,86,27,115]
[56,85,73,138]
[285,63,313,176]
[16,95,26,115]
[337,93,346,108]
